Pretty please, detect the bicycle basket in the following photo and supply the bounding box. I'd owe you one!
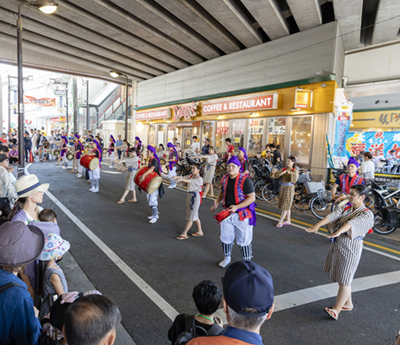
[305,181,325,194]
[317,189,331,200]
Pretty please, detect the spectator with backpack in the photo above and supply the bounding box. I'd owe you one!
[187,261,274,345]
[0,221,44,344]
[168,280,224,344]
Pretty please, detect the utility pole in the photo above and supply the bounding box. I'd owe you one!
[73,76,78,133]
[86,80,89,133]
[8,75,11,134]
[65,82,69,133]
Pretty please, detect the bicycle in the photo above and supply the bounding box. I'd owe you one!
[292,169,312,212]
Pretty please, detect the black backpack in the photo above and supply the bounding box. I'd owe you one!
[174,314,223,345]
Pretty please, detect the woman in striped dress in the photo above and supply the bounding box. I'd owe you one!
[306,185,374,320]
[271,156,299,227]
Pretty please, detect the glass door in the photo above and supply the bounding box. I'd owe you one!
[290,116,313,166]
[202,121,215,147]
[182,128,193,151]
[267,117,286,161]
[215,121,230,154]
[231,119,246,150]
[248,118,265,156]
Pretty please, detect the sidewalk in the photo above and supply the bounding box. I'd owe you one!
[60,252,136,345]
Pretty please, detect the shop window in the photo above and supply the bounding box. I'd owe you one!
[216,121,230,154]
[157,124,166,147]
[149,125,156,147]
[248,118,265,156]
[231,119,246,150]
[202,121,214,147]
[268,118,286,158]
[290,116,312,165]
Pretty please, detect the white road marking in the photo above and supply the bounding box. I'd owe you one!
[215,270,400,324]
[101,171,123,174]
[44,189,179,321]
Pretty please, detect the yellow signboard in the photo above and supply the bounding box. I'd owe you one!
[235,138,240,143]
[352,110,400,129]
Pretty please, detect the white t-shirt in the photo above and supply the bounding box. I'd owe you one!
[372,155,385,167]
[361,160,375,180]
[190,141,200,153]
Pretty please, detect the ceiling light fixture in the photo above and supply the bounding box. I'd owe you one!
[37,1,58,14]
[109,70,120,78]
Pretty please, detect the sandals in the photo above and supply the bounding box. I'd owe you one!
[276,223,283,228]
[191,232,203,237]
[341,306,353,311]
[117,200,125,204]
[283,222,292,226]
[128,199,137,203]
[176,235,188,240]
[323,307,338,320]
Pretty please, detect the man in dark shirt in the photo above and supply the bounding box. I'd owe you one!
[202,138,210,155]
[23,132,32,163]
[140,145,164,224]
[210,156,256,268]
[270,144,282,168]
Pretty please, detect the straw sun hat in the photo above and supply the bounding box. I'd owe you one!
[14,174,49,200]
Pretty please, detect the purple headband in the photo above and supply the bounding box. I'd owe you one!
[110,135,115,143]
[92,139,103,162]
[74,134,80,140]
[239,147,248,160]
[147,145,161,167]
[135,136,142,145]
[347,157,360,168]
[227,156,241,167]
[61,136,68,143]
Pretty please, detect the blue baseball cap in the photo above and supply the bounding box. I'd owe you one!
[222,261,274,317]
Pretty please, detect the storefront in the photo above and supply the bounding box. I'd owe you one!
[134,80,337,180]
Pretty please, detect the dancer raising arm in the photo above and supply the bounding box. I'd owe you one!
[305,185,374,321]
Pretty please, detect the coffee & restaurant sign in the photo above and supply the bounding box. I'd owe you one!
[202,94,278,115]
[135,108,170,120]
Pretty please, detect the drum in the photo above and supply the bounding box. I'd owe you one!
[334,194,349,208]
[213,209,233,225]
[134,166,162,194]
[80,155,99,171]
[53,149,61,156]
[66,152,74,160]
[160,158,166,165]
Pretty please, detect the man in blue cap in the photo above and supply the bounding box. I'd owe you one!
[210,156,256,268]
[188,261,274,345]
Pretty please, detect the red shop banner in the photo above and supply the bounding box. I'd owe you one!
[135,108,170,120]
[24,95,56,107]
[203,94,278,115]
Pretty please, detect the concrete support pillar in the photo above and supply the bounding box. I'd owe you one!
[0,76,3,133]
[131,80,138,143]
[73,76,78,132]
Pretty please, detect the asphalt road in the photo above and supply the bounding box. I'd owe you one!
[29,161,400,345]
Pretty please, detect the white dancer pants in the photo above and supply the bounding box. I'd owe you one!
[168,166,177,187]
[147,189,159,207]
[220,213,253,246]
[88,166,100,180]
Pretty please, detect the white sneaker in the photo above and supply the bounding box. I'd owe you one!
[89,187,95,192]
[147,215,160,219]
[92,188,99,193]
[76,174,82,178]
[149,217,157,224]
[62,166,69,170]
[219,256,231,268]
[168,185,176,189]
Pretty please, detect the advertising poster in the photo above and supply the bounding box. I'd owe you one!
[346,131,400,158]
[332,103,353,157]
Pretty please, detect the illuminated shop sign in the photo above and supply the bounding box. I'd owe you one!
[295,89,313,109]
[135,108,170,120]
[173,102,197,121]
[202,94,278,115]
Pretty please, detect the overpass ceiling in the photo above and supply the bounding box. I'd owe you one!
[0,0,399,83]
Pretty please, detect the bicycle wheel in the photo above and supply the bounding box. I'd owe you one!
[292,193,310,211]
[213,173,222,189]
[262,183,279,205]
[253,179,266,201]
[373,213,397,235]
[310,194,332,219]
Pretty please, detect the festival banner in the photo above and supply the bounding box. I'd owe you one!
[332,103,353,157]
[24,95,56,107]
[346,131,400,158]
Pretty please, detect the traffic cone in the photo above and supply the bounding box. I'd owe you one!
[29,150,34,163]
